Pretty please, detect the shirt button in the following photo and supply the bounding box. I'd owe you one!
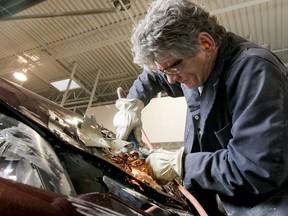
[194,115,200,120]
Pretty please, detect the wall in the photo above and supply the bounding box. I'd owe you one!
[85,96,187,143]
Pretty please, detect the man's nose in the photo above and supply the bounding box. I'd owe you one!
[166,73,179,84]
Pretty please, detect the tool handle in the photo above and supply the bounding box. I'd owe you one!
[128,131,140,149]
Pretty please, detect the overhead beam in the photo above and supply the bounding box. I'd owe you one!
[2,8,117,20]
[61,61,77,106]
[212,0,271,15]
[86,69,101,110]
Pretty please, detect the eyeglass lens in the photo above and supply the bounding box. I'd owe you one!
[164,59,183,74]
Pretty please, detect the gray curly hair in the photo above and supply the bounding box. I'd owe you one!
[131,0,226,67]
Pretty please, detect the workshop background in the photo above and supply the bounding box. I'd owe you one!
[0,0,287,144]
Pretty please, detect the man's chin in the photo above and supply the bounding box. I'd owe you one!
[183,82,195,89]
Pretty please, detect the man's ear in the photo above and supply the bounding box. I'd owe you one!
[198,32,216,51]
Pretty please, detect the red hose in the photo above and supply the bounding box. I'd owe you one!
[173,180,208,216]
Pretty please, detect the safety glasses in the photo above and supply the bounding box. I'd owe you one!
[153,59,183,75]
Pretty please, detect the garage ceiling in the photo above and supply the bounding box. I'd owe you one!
[0,0,287,114]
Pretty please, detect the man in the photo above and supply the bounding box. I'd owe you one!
[113,0,288,215]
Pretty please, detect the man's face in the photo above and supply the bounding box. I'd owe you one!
[154,46,217,89]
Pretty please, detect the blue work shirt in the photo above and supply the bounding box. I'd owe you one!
[127,32,288,216]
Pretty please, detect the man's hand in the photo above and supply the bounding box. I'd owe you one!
[145,147,185,185]
[113,98,145,147]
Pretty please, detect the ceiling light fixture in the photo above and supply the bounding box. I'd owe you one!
[13,68,28,82]
[50,79,80,91]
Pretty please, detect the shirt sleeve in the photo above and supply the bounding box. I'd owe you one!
[127,68,184,105]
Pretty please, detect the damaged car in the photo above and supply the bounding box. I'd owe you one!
[0,78,202,215]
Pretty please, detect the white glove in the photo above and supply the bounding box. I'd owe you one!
[113,98,145,147]
[145,147,185,185]
[78,115,133,153]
